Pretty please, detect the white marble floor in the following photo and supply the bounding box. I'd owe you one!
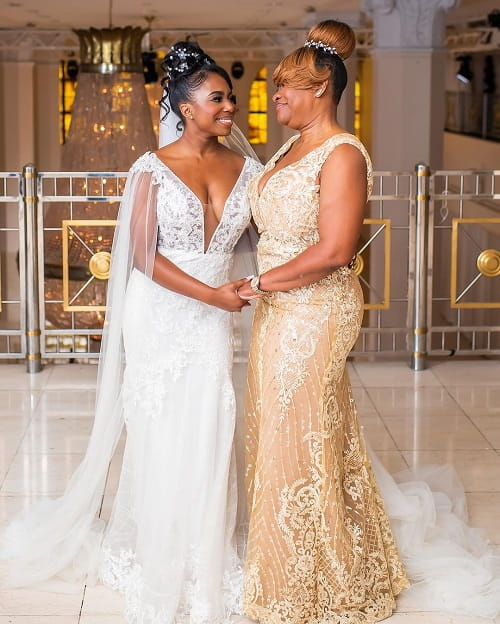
[0,358,499,624]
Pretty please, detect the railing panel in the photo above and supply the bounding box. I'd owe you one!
[0,172,25,359]
[38,172,127,358]
[351,171,414,357]
[429,169,500,357]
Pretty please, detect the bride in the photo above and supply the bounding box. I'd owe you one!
[0,41,262,624]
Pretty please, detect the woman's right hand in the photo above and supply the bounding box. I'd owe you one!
[209,278,252,312]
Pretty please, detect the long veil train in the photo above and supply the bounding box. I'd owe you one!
[369,447,500,617]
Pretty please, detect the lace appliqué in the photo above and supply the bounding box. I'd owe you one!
[140,153,262,255]
[101,546,243,624]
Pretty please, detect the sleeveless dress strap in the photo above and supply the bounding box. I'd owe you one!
[314,133,373,198]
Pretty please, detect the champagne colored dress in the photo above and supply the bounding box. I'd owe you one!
[243,134,409,624]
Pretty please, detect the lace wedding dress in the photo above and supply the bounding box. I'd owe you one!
[0,150,262,624]
[99,151,262,623]
[243,133,500,624]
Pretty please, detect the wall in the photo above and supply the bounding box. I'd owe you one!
[444,131,500,170]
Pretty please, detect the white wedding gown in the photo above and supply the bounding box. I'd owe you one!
[96,152,263,624]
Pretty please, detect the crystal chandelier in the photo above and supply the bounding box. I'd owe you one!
[62,25,157,171]
[45,25,158,345]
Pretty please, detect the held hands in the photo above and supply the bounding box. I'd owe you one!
[210,278,254,312]
[236,277,261,301]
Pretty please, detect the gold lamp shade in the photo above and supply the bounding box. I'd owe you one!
[75,26,147,74]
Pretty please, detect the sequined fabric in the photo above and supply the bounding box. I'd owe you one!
[243,134,409,624]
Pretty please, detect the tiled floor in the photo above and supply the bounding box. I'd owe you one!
[1,358,499,624]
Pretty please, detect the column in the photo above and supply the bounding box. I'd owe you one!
[0,61,36,170]
[363,0,459,170]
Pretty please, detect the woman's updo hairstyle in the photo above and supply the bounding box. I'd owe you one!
[273,19,356,104]
[160,41,233,128]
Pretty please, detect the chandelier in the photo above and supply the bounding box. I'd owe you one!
[62,25,157,171]
[45,25,158,346]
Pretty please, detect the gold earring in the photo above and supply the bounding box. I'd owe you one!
[315,90,323,97]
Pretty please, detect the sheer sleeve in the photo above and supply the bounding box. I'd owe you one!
[0,162,159,588]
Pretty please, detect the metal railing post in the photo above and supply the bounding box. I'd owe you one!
[410,163,431,371]
[22,164,42,373]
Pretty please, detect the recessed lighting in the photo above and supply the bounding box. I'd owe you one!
[8,1,22,6]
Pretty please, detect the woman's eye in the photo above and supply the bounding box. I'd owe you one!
[212,96,222,102]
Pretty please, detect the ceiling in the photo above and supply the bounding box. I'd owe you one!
[0,0,496,31]
[1,0,357,30]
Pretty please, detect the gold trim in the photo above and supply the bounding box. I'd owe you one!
[476,249,500,278]
[352,253,364,276]
[89,251,112,280]
[416,194,429,201]
[362,218,391,311]
[26,329,41,336]
[451,218,500,309]
[413,328,427,335]
[412,352,426,358]
[416,169,430,177]
[75,27,147,73]
[26,353,41,360]
[62,219,117,312]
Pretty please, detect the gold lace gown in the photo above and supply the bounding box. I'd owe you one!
[243,134,409,624]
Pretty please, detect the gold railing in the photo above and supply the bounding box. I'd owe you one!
[0,165,498,371]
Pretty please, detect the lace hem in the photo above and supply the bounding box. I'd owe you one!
[100,547,243,624]
[243,578,408,624]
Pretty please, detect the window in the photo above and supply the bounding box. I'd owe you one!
[354,78,361,139]
[248,66,267,144]
[59,60,77,145]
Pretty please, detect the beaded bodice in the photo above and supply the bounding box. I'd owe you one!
[131,152,262,255]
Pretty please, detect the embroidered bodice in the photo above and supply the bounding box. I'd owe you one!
[131,151,263,255]
[248,133,373,304]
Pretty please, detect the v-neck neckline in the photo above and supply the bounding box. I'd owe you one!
[151,152,248,253]
[257,133,352,199]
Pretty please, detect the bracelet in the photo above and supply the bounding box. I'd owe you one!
[250,274,268,295]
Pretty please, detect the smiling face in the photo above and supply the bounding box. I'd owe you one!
[181,72,237,137]
[272,84,317,130]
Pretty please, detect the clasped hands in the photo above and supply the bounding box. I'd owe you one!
[236,275,263,301]
[211,276,262,313]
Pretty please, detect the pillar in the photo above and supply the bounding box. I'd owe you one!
[363,0,459,170]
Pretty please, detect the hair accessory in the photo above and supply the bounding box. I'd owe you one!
[163,43,215,80]
[304,39,340,58]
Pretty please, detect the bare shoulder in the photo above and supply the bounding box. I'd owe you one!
[323,141,367,176]
[154,142,182,164]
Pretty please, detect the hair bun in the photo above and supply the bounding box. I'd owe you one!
[162,41,215,81]
[306,19,356,61]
